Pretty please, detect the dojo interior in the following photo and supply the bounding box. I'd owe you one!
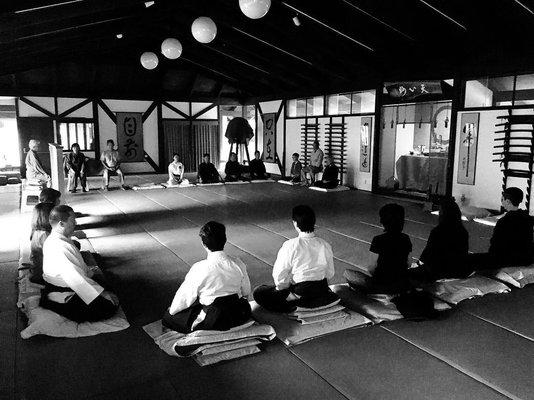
[2,0,534,399]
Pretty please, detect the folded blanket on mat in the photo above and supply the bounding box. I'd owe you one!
[132,183,165,190]
[162,182,196,189]
[426,275,510,304]
[487,265,534,288]
[19,294,129,339]
[250,300,371,346]
[277,180,300,186]
[142,319,275,366]
[249,179,275,184]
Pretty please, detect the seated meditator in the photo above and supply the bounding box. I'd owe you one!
[100,139,125,190]
[65,143,87,193]
[224,152,243,182]
[40,205,118,322]
[301,140,323,185]
[249,150,268,180]
[163,221,252,333]
[25,139,50,186]
[253,205,338,312]
[408,197,470,282]
[197,153,222,184]
[467,187,534,270]
[313,155,339,189]
[29,202,55,284]
[167,153,187,185]
[344,203,412,294]
[39,187,61,206]
[288,153,302,183]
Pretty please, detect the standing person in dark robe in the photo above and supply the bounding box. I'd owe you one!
[249,151,269,180]
[313,156,339,189]
[197,153,222,184]
[224,152,243,182]
[65,143,87,193]
[25,139,50,186]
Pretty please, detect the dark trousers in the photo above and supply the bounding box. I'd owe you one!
[314,180,338,189]
[346,269,410,295]
[162,294,251,334]
[253,279,339,313]
[67,169,87,191]
[199,175,219,184]
[224,175,241,182]
[40,284,117,323]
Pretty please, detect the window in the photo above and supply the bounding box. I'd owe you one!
[327,90,376,115]
[59,120,95,151]
[287,96,324,117]
[513,74,534,106]
[464,76,514,108]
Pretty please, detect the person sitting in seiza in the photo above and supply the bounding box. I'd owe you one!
[197,153,222,184]
[163,221,252,333]
[167,153,187,185]
[224,152,243,182]
[253,205,338,313]
[249,150,268,180]
[40,205,118,322]
[313,155,339,189]
[25,139,51,186]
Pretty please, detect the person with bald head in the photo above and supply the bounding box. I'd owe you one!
[25,139,50,185]
[40,205,118,322]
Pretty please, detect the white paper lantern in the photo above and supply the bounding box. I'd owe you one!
[191,17,217,43]
[239,0,271,19]
[161,38,182,59]
[140,52,158,70]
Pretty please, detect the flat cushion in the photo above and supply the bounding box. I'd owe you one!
[132,183,165,190]
[460,206,491,221]
[309,186,350,193]
[426,275,510,304]
[488,265,534,288]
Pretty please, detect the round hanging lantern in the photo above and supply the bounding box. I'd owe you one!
[191,17,217,43]
[239,0,271,19]
[161,38,182,59]
[140,52,158,70]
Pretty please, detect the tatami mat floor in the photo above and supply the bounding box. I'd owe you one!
[1,175,532,400]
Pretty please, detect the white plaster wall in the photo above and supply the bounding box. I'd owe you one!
[163,102,189,118]
[57,98,92,118]
[17,97,53,117]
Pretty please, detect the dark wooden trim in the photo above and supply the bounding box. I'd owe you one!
[14,97,19,118]
[256,102,264,121]
[97,99,116,123]
[285,111,375,120]
[92,99,100,157]
[191,103,217,120]
[144,150,160,172]
[162,101,189,119]
[275,100,285,122]
[371,83,383,193]
[142,101,158,122]
[54,96,59,143]
[19,96,55,118]
[57,98,91,118]
[254,106,258,153]
[157,101,164,172]
[282,107,287,174]
[446,78,461,197]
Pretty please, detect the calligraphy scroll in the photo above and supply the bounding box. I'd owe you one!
[386,81,442,100]
[262,113,277,164]
[457,113,479,185]
[360,117,372,172]
[116,112,144,162]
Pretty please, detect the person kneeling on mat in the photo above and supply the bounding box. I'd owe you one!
[313,156,339,189]
[40,205,118,322]
[253,205,338,313]
[197,153,222,184]
[281,153,302,183]
[249,150,269,180]
[167,153,189,186]
[163,221,252,333]
[224,152,244,182]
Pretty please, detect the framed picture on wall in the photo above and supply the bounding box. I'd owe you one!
[360,117,372,172]
[457,112,480,185]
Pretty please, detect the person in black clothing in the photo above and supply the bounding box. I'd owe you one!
[408,197,470,282]
[344,203,412,294]
[249,150,269,180]
[197,153,222,184]
[224,152,242,182]
[468,187,534,270]
[65,143,87,193]
[313,156,339,189]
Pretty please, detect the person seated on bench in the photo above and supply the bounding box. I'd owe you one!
[163,221,252,333]
[467,187,534,270]
[345,204,412,294]
[313,156,339,189]
[65,143,87,193]
[100,139,125,191]
[197,153,222,184]
[29,202,55,284]
[25,139,50,186]
[408,197,469,282]
[167,153,185,185]
[249,150,269,180]
[253,205,337,312]
[224,152,243,182]
[39,188,61,206]
[40,205,118,322]
[301,140,323,186]
[287,153,302,183]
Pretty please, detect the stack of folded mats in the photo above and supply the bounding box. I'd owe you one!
[251,299,371,346]
[425,275,510,304]
[143,320,276,366]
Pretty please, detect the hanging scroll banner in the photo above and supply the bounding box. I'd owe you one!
[360,117,372,172]
[457,113,479,185]
[386,81,442,100]
[116,112,144,162]
[262,112,277,163]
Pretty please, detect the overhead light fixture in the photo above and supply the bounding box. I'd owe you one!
[116,33,123,39]
[292,15,301,26]
[15,0,83,13]
[144,1,155,8]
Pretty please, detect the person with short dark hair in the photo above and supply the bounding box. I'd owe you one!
[25,139,50,186]
[313,155,339,189]
[167,153,186,185]
[163,221,252,333]
[344,203,412,294]
[197,153,221,184]
[224,152,242,182]
[249,151,268,180]
[100,139,125,190]
[39,188,61,205]
[40,205,118,322]
[253,205,338,312]
[301,140,323,185]
[281,153,302,183]
[29,202,55,284]
[468,187,534,270]
[65,143,87,193]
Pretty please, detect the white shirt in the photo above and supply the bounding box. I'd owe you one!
[272,232,335,290]
[168,161,184,176]
[42,231,104,304]
[100,150,120,168]
[169,251,251,315]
